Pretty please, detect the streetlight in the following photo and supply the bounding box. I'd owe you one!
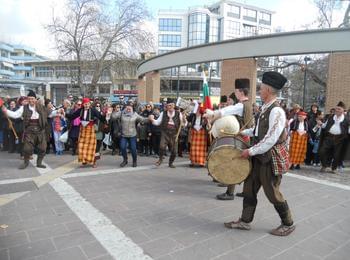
[208,67,216,96]
[303,56,311,109]
[176,66,180,99]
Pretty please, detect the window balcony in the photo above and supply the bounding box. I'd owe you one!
[0,56,13,63]
[0,69,15,76]
[0,43,14,52]
[10,55,42,61]
[13,65,32,71]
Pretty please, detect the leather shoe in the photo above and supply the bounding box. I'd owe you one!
[270,224,295,236]
[236,192,244,197]
[132,162,137,167]
[120,161,128,167]
[224,219,251,230]
[216,192,234,200]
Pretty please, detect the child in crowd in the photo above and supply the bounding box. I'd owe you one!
[52,110,67,155]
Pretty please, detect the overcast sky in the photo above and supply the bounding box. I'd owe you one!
[0,0,347,58]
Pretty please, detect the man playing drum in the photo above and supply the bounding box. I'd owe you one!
[205,78,254,200]
[224,71,295,236]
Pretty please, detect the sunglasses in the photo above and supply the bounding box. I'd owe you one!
[77,103,82,105]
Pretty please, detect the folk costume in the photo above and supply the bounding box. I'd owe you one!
[67,98,105,166]
[319,101,349,173]
[188,108,208,167]
[288,111,308,169]
[152,99,186,168]
[225,72,295,236]
[3,90,51,169]
[211,79,254,200]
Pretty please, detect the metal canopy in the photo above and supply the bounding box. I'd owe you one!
[137,28,350,76]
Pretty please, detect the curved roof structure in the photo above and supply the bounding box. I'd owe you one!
[137,28,350,76]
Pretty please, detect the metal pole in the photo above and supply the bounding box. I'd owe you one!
[170,68,173,94]
[303,56,310,109]
[176,66,180,99]
[209,68,212,96]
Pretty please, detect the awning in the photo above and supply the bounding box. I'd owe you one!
[2,61,14,69]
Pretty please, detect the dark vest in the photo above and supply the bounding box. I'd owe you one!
[160,110,181,132]
[253,102,287,161]
[23,104,48,131]
[236,100,254,129]
[324,115,349,139]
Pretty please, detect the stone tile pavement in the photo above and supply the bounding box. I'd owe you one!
[0,150,350,259]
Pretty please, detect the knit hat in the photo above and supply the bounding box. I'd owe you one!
[82,98,90,105]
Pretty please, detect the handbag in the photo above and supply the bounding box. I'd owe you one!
[103,133,112,146]
[59,131,69,143]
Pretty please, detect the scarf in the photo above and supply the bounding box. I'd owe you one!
[54,116,61,132]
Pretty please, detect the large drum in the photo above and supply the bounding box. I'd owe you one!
[207,136,251,185]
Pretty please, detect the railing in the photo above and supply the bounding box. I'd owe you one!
[0,69,15,76]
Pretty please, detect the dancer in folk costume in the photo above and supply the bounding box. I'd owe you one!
[149,98,187,168]
[288,111,309,170]
[0,90,56,169]
[224,71,295,236]
[66,98,105,167]
[188,104,208,167]
[205,79,254,200]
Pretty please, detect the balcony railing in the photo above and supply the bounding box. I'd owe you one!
[13,66,32,71]
[0,69,15,76]
[0,56,13,63]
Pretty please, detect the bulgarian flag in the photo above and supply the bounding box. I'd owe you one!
[201,71,212,110]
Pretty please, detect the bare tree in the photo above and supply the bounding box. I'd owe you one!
[46,0,153,96]
[313,0,350,28]
[339,1,350,28]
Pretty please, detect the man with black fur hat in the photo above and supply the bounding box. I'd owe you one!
[1,90,56,169]
[319,101,349,174]
[205,78,254,201]
[224,71,295,236]
[149,98,186,168]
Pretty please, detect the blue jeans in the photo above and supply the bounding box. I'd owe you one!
[120,136,137,162]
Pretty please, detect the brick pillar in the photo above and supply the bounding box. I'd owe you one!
[326,52,350,111]
[136,76,146,102]
[145,71,160,103]
[221,58,257,103]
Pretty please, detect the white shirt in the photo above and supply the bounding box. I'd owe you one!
[329,114,343,135]
[152,111,186,126]
[6,105,57,119]
[6,105,40,119]
[194,115,202,131]
[241,99,286,156]
[219,103,244,117]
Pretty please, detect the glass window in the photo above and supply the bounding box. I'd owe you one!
[258,27,271,35]
[227,4,240,18]
[158,34,181,47]
[259,12,271,25]
[243,24,257,37]
[243,8,257,22]
[35,66,53,77]
[159,18,182,32]
[188,12,210,46]
[227,21,240,35]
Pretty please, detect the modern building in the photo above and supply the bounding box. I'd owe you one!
[0,42,48,97]
[0,42,46,80]
[0,41,141,104]
[157,0,275,99]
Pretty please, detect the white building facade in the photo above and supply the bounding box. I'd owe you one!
[157,1,274,99]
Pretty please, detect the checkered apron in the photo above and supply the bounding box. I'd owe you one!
[78,125,97,164]
[289,131,308,164]
[189,128,208,166]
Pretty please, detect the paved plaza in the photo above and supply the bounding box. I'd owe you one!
[0,150,350,260]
